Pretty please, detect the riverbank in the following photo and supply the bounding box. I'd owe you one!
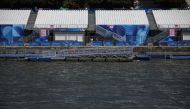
[0,46,189,61]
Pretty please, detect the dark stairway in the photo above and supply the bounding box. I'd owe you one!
[26,11,37,30]
[147,29,168,44]
[146,11,158,30]
[87,11,96,31]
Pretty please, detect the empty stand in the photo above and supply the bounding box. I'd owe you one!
[34,10,88,29]
[95,10,149,25]
[153,10,190,28]
[0,10,31,25]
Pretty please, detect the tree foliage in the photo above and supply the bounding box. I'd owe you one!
[154,0,187,8]
[0,0,187,9]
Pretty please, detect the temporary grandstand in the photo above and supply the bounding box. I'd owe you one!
[0,9,190,47]
[96,10,149,25]
[0,10,31,46]
[153,10,190,28]
[32,10,88,46]
[34,10,88,29]
[153,10,190,46]
[95,10,149,46]
[0,10,31,25]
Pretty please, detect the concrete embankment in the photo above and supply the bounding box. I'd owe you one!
[0,46,189,61]
[133,46,190,55]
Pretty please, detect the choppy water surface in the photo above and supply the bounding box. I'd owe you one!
[0,60,190,109]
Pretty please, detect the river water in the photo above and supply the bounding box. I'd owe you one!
[0,60,190,109]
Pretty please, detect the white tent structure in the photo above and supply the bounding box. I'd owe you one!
[34,10,88,29]
[0,10,31,26]
[95,10,149,25]
[153,10,190,28]
[34,10,88,42]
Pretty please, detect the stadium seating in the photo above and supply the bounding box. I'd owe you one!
[35,10,88,29]
[95,10,149,25]
[0,10,31,25]
[153,10,190,28]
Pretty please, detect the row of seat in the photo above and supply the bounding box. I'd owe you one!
[0,10,31,25]
[1,10,190,29]
[35,10,88,28]
[95,10,149,25]
[153,10,190,28]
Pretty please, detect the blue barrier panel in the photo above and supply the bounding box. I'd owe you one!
[51,41,83,46]
[160,36,176,42]
[160,36,190,46]
[67,41,75,46]
[67,41,74,46]
[40,36,48,42]
[0,41,8,46]
[34,36,48,42]
[0,26,1,37]
[11,42,24,46]
[29,42,40,46]
[103,41,113,46]
[0,38,8,42]
[61,41,69,46]
[41,42,51,46]
[167,41,177,46]
[169,41,190,46]
[13,37,22,42]
[51,41,62,46]
[115,42,127,46]
[71,41,83,46]
[34,37,41,42]
[186,42,190,46]
[91,41,103,46]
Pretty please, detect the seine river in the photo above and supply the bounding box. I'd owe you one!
[0,60,190,109]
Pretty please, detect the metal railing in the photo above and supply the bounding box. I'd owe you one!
[0,47,133,58]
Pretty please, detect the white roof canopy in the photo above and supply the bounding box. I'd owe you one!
[0,10,31,25]
[95,10,149,25]
[34,10,88,29]
[153,10,190,28]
